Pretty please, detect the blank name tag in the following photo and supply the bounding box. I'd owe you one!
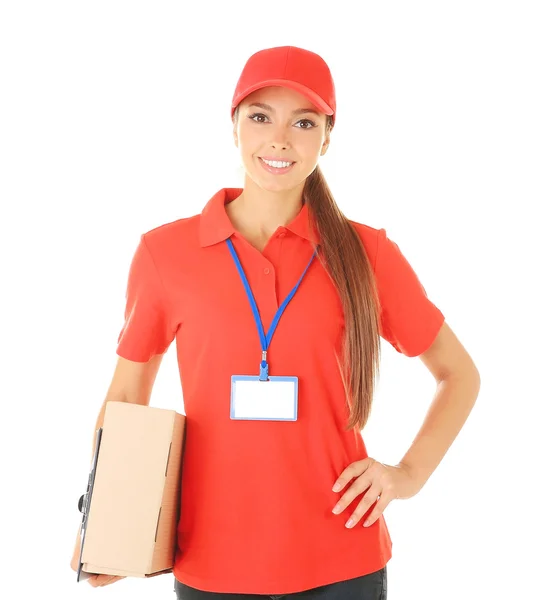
[230,375,298,421]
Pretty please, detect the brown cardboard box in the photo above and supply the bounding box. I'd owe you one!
[72,401,186,579]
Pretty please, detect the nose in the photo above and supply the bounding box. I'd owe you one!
[269,123,291,149]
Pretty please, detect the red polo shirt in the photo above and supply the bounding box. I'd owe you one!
[116,187,445,594]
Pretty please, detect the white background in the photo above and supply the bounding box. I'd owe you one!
[1,1,532,599]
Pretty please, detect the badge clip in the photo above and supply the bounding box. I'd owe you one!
[259,350,269,381]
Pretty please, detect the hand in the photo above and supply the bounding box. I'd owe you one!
[331,458,421,528]
[70,528,126,587]
[87,574,126,587]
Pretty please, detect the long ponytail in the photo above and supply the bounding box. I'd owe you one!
[304,149,382,431]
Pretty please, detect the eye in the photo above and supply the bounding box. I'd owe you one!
[248,112,269,124]
[248,113,317,129]
[295,119,316,129]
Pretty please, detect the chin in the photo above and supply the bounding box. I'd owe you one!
[257,174,296,192]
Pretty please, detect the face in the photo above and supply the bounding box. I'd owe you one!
[233,86,330,193]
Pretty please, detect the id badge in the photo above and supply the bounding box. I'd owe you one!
[230,375,298,421]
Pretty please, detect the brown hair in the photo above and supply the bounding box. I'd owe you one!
[233,108,382,432]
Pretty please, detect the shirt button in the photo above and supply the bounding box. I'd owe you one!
[264,268,270,275]
[278,232,286,238]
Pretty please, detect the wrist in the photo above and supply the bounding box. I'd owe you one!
[397,461,427,493]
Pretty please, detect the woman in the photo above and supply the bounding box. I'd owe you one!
[83,46,480,598]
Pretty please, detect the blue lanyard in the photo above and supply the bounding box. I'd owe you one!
[226,238,317,380]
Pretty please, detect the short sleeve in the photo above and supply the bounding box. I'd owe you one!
[374,228,445,357]
[116,234,176,362]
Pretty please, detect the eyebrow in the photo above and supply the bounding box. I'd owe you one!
[247,102,321,117]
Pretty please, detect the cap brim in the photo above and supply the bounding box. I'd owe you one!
[232,79,334,116]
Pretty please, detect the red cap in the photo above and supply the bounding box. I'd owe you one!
[231,46,336,127]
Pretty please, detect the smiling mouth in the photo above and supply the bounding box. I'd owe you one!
[258,157,296,174]
[259,157,295,166]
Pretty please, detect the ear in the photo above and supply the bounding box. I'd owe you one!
[320,136,330,156]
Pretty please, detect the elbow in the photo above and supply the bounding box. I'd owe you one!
[442,363,481,403]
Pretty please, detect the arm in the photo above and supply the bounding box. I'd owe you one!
[72,353,165,574]
[398,321,481,490]
[88,352,165,460]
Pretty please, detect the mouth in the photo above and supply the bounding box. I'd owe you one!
[258,157,296,175]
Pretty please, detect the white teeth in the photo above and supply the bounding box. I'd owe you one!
[261,158,293,168]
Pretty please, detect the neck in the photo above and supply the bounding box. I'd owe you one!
[226,180,305,243]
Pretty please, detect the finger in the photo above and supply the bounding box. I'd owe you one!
[332,477,373,514]
[89,575,106,587]
[345,485,383,528]
[332,457,374,492]
[101,576,123,586]
[89,574,114,587]
[363,494,391,527]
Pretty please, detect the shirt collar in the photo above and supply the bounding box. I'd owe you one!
[199,187,319,248]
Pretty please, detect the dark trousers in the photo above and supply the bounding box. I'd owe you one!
[174,566,387,600]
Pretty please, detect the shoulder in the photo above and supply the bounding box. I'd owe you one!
[346,219,384,271]
[140,213,202,256]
